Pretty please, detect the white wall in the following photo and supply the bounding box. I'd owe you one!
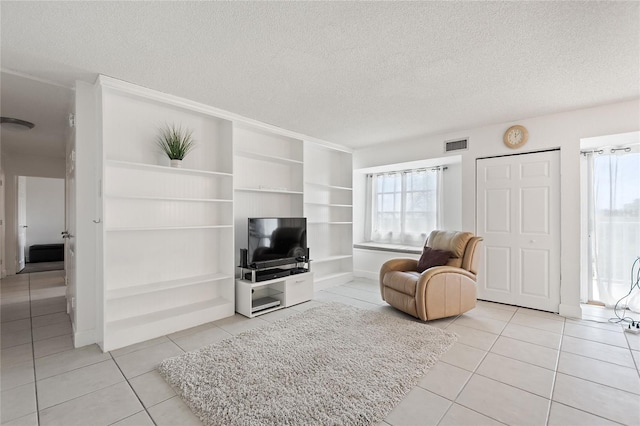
[0,140,4,277]
[353,99,640,318]
[25,177,65,260]
[0,169,4,277]
[354,248,421,281]
[1,152,65,275]
[441,162,462,232]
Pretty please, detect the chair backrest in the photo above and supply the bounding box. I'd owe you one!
[425,230,483,274]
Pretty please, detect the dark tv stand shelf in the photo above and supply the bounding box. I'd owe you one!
[239,258,311,283]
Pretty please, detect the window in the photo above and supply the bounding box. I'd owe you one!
[583,146,640,312]
[366,168,443,246]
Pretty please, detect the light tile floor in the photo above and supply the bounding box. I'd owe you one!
[2,270,640,425]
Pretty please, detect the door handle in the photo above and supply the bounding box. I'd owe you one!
[22,225,28,228]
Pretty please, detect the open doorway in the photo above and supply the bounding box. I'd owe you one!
[16,176,65,274]
[580,131,640,313]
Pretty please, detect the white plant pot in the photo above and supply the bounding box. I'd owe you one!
[170,159,183,168]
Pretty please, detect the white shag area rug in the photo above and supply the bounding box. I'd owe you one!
[158,302,457,426]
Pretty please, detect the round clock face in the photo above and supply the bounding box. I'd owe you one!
[504,125,528,148]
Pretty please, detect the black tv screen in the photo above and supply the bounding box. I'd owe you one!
[248,218,307,266]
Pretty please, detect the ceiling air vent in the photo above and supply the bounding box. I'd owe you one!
[444,138,469,153]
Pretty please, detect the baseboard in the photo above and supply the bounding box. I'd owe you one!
[559,303,582,319]
[314,273,353,291]
[73,328,97,348]
[353,270,378,281]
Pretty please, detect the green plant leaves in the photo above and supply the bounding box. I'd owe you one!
[157,124,196,160]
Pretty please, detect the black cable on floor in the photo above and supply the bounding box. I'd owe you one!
[609,257,640,326]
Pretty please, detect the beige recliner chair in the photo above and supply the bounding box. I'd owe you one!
[379,230,483,321]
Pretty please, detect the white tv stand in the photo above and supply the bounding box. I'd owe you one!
[235,271,314,318]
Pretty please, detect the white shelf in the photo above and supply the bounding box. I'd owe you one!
[106,298,231,330]
[235,150,303,165]
[106,273,231,300]
[105,194,233,203]
[106,225,232,232]
[304,141,353,291]
[104,298,233,350]
[234,187,303,195]
[304,202,352,207]
[106,160,232,177]
[250,305,285,317]
[240,276,289,288]
[312,255,353,264]
[304,182,353,191]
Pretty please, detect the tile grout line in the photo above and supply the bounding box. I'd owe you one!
[549,401,628,426]
[27,272,42,426]
[30,349,110,382]
[28,365,121,412]
[559,346,637,369]
[544,316,565,425]
[8,278,636,425]
[562,333,629,349]
[166,334,187,352]
[110,338,172,360]
[410,320,467,426]
[441,308,519,425]
[453,309,635,424]
[447,310,564,424]
[428,364,490,425]
[108,351,159,426]
[21,273,117,423]
[622,328,640,379]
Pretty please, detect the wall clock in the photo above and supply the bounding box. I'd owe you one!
[503,125,528,149]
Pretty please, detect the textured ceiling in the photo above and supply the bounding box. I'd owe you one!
[1,1,638,153]
[1,72,73,158]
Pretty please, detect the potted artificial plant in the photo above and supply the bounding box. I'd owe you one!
[157,123,196,168]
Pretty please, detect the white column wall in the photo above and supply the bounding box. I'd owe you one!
[71,81,100,347]
[353,99,640,318]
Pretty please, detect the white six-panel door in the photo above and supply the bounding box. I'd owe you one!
[476,150,560,312]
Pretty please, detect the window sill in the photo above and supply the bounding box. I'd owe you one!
[353,242,422,255]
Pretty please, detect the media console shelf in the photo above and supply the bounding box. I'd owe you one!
[235,272,314,318]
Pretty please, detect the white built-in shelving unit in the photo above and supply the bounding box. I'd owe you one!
[99,80,235,351]
[304,142,354,289]
[233,124,304,270]
[89,76,353,351]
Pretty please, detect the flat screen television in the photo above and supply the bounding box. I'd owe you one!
[248,217,307,267]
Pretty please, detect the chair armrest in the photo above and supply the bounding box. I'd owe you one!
[416,266,477,320]
[380,258,418,280]
[379,258,418,299]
